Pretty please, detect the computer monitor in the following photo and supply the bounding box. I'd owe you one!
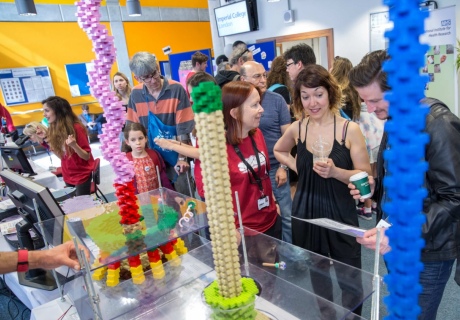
[1,145,36,176]
[0,169,65,290]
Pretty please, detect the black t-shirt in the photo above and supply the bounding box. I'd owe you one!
[273,86,291,105]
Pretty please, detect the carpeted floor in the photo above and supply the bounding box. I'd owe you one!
[0,276,30,320]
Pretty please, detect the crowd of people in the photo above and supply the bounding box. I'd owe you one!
[2,40,459,320]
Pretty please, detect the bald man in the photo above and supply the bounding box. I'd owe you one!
[241,61,293,243]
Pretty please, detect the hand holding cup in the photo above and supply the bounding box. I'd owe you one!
[349,172,374,200]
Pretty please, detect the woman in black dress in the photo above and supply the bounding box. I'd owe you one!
[274,64,371,317]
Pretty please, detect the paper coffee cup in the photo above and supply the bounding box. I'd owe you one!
[349,172,372,199]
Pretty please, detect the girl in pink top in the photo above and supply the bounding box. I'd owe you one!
[123,122,172,194]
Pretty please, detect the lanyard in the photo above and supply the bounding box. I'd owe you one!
[232,135,266,194]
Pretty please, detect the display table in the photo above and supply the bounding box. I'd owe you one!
[35,188,376,319]
[31,295,79,320]
[29,161,65,190]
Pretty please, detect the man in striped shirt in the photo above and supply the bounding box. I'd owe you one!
[127,51,195,196]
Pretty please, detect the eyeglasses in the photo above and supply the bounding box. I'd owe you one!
[251,73,267,80]
[139,71,160,83]
[286,61,295,69]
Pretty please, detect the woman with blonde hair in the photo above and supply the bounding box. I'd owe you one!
[23,121,49,148]
[112,72,132,109]
[42,96,95,196]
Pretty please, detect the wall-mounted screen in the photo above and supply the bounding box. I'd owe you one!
[214,0,259,37]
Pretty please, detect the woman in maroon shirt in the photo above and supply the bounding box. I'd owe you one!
[42,96,95,196]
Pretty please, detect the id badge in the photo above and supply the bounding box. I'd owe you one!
[257,196,269,210]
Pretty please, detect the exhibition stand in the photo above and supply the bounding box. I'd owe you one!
[33,188,378,320]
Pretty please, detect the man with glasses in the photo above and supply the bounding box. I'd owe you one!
[283,43,316,82]
[241,61,293,243]
[127,51,195,197]
[215,46,253,88]
[348,50,460,319]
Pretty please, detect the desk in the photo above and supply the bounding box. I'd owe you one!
[0,234,72,310]
[29,161,64,190]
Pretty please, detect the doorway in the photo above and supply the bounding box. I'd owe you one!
[257,28,334,70]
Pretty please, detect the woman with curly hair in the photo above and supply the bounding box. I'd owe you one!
[42,96,95,196]
[330,56,361,120]
[274,65,371,316]
[266,56,293,106]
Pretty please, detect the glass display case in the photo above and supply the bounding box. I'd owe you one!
[38,188,378,320]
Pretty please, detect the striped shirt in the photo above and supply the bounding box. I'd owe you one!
[126,78,194,137]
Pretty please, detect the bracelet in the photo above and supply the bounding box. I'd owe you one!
[178,157,186,161]
[280,164,289,170]
[17,249,29,273]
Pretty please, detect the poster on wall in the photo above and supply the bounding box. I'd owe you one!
[420,6,457,114]
[369,11,392,51]
[370,6,457,115]
[248,41,276,71]
[65,62,94,97]
[168,49,213,89]
[0,66,55,106]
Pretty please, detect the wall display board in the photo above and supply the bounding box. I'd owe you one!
[420,6,457,115]
[65,62,94,97]
[248,41,276,71]
[0,66,55,106]
[168,49,213,89]
[370,7,457,115]
[369,11,392,51]
[159,61,172,80]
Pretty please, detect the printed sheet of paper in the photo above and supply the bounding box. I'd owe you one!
[292,217,366,237]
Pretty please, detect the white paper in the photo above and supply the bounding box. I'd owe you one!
[70,84,80,97]
[292,217,366,237]
[0,217,23,235]
[376,218,391,229]
[44,87,55,98]
[25,89,38,103]
[41,76,53,88]
[31,76,44,89]
[22,77,34,91]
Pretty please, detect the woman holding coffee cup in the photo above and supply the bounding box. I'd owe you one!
[274,64,371,315]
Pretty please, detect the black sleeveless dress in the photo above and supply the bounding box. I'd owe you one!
[292,116,361,260]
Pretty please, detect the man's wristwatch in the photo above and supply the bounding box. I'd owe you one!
[280,164,289,171]
[17,249,29,273]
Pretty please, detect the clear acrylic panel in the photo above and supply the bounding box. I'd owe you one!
[62,228,374,320]
[37,188,208,269]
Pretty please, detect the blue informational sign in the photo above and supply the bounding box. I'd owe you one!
[0,66,56,106]
[168,49,213,89]
[248,41,276,71]
[159,61,172,80]
[65,62,93,97]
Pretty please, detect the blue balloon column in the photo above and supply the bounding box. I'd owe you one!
[382,0,429,319]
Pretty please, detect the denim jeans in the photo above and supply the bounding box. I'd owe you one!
[418,259,455,320]
[269,166,292,243]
